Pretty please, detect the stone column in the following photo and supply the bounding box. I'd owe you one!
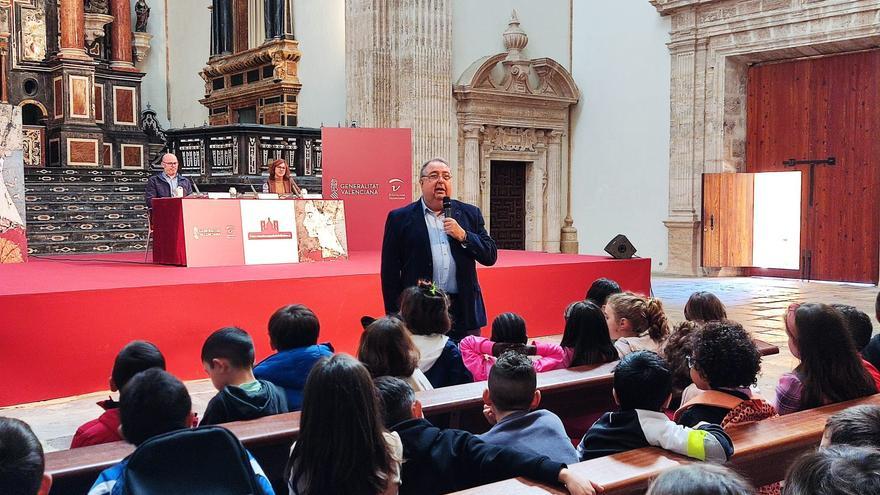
[346,0,453,198]
[663,34,706,276]
[58,0,90,60]
[543,130,564,253]
[460,124,482,206]
[110,0,136,71]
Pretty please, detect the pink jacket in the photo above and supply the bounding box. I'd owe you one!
[458,336,567,381]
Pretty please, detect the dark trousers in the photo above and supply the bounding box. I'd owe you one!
[446,293,480,342]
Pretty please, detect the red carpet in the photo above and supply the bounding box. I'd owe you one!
[0,250,650,406]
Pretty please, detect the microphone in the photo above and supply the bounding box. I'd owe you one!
[442,197,452,218]
[190,176,201,194]
[248,177,258,194]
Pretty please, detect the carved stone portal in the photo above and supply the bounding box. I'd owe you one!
[453,11,579,253]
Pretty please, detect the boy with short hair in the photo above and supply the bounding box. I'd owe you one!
[87,369,274,495]
[254,304,333,410]
[200,327,288,425]
[0,417,52,495]
[577,351,733,462]
[71,341,166,448]
[478,351,578,464]
[822,404,880,448]
[374,376,601,495]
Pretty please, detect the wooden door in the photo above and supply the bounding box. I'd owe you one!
[746,51,880,283]
[702,173,754,268]
[490,161,526,250]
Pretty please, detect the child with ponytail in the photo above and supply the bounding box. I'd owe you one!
[604,292,670,358]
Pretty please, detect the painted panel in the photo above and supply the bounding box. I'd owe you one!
[121,144,143,169]
[67,138,99,166]
[69,75,90,119]
[114,87,137,125]
[94,84,104,123]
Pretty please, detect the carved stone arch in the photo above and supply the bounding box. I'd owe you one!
[453,12,579,253]
[18,99,49,125]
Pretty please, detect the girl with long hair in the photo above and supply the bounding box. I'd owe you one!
[286,354,401,495]
[358,317,433,391]
[683,291,728,323]
[604,292,670,358]
[775,303,877,415]
[559,301,618,367]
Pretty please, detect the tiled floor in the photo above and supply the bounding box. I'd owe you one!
[4,276,878,452]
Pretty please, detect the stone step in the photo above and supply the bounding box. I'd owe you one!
[26,211,148,222]
[27,220,147,233]
[25,184,146,194]
[27,230,147,244]
[25,167,152,177]
[25,192,145,203]
[26,202,148,213]
[27,239,149,256]
[26,174,149,184]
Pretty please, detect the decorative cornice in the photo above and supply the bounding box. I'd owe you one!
[650,0,727,16]
[201,39,301,80]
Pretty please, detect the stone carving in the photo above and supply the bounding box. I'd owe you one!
[485,126,538,152]
[502,10,528,62]
[20,7,47,62]
[22,128,41,167]
[135,0,150,32]
[86,0,110,15]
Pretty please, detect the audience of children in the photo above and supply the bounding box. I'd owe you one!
[674,320,775,428]
[646,464,754,495]
[286,354,402,495]
[577,351,733,463]
[782,445,880,495]
[559,301,618,367]
[21,278,880,495]
[0,417,52,495]
[374,376,600,495]
[459,312,565,380]
[359,316,433,391]
[776,303,877,415]
[604,292,670,357]
[87,368,275,495]
[477,351,579,464]
[399,280,473,387]
[253,304,334,411]
[71,340,166,448]
[200,327,289,425]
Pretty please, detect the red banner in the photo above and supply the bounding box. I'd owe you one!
[321,128,412,251]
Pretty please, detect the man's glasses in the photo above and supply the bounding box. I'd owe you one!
[421,173,452,182]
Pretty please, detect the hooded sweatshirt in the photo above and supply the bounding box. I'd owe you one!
[392,418,565,495]
[411,334,473,388]
[71,398,123,448]
[254,343,334,410]
[200,379,288,426]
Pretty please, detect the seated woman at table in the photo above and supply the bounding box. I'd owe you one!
[263,158,302,196]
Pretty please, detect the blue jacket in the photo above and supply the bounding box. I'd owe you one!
[144,173,194,208]
[381,199,497,331]
[253,344,334,410]
[421,338,473,388]
[478,409,579,465]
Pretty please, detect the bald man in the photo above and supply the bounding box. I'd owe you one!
[144,153,194,209]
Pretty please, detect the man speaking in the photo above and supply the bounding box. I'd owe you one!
[381,158,497,340]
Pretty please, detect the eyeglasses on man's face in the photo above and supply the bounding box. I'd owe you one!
[421,172,452,182]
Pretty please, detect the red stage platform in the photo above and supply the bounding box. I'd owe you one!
[0,251,650,406]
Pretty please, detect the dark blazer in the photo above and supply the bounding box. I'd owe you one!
[380,199,497,331]
[144,174,194,208]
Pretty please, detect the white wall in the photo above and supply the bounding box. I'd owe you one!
[167,0,211,128]
[134,0,169,127]
[451,0,571,80]
[294,0,346,128]
[570,1,670,271]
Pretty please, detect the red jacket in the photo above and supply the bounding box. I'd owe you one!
[70,400,123,448]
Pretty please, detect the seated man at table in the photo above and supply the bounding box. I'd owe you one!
[144,153,194,209]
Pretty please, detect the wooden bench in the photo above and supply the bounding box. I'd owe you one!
[45,340,779,494]
[450,393,880,494]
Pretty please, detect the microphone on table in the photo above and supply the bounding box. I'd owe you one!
[443,196,452,219]
[248,177,258,194]
[190,176,201,195]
